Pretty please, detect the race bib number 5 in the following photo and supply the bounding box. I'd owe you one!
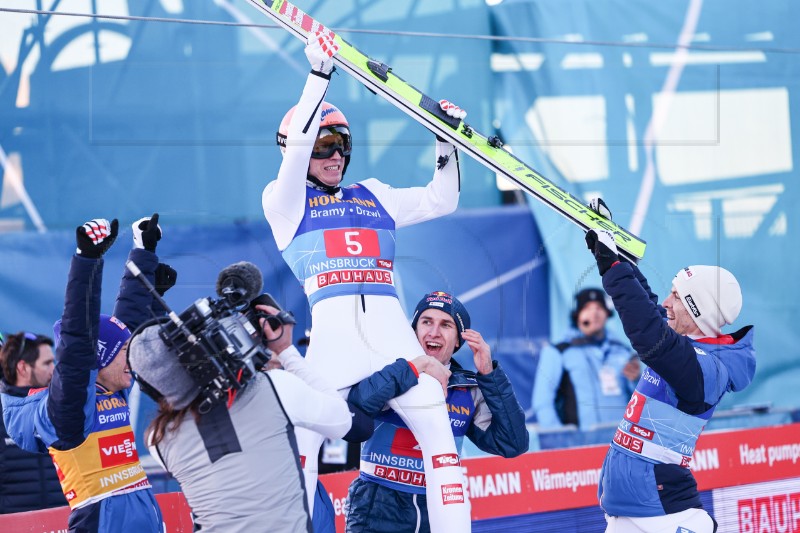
[324,229,380,257]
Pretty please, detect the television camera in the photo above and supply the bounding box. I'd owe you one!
[126,260,295,413]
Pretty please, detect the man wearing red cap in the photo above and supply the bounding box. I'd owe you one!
[584,199,756,533]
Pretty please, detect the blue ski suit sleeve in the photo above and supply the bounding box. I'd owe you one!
[467,361,529,457]
[113,248,160,332]
[347,359,419,417]
[47,255,104,450]
[602,263,708,413]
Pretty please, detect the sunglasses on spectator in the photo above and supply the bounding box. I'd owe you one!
[17,332,39,360]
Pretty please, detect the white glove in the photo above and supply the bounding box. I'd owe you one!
[596,229,619,255]
[439,99,467,120]
[132,214,162,251]
[588,197,612,220]
[305,30,338,74]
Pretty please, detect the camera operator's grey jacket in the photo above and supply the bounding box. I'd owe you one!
[148,346,352,533]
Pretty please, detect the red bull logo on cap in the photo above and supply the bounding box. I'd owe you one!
[426,291,453,304]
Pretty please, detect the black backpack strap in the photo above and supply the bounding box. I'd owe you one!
[555,369,579,426]
[552,341,579,426]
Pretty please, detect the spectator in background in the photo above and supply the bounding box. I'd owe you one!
[0,331,66,513]
[345,291,529,533]
[532,287,640,430]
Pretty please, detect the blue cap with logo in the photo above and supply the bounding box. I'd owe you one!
[53,314,131,369]
[411,291,471,350]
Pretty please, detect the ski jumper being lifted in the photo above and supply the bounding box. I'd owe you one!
[262,31,471,531]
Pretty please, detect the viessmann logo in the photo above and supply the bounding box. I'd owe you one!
[98,432,139,468]
[432,453,461,468]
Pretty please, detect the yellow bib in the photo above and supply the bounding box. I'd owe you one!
[49,424,150,509]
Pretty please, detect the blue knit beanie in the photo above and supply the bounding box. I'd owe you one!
[410,291,471,350]
[53,314,131,369]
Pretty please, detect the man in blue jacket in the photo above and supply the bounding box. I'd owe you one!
[584,199,755,533]
[344,291,529,533]
[532,287,640,430]
[0,331,66,513]
[1,215,174,532]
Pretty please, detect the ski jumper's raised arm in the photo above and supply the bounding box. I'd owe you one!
[113,248,159,333]
[262,72,330,251]
[361,140,461,228]
[47,255,104,450]
[603,263,709,412]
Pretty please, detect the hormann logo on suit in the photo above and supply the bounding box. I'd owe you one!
[96,396,128,411]
[307,194,377,209]
[96,395,130,427]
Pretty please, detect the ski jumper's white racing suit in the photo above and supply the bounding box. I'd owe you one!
[262,71,470,531]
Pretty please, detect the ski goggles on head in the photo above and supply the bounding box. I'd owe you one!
[311,125,352,159]
[16,332,39,359]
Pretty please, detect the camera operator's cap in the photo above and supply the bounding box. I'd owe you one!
[411,291,471,350]
[53,314,131,369]
[128,324,200,410]
[672,265,742,337]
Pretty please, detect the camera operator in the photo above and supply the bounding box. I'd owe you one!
[130,302,356,532]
